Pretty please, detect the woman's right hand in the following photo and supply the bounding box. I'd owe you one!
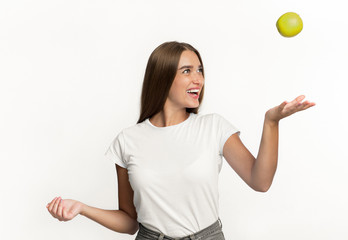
[46,197,84,222]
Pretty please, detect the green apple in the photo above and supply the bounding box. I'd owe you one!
[276,12,303,37]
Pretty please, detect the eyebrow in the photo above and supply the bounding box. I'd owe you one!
[178,65,203,70]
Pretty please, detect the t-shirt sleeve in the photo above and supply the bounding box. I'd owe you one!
[214,113,240,156]
[104,130,127,168]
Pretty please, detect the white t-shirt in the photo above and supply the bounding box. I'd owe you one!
[104,112,240,237]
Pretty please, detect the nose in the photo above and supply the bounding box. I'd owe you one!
[192,71,204,85]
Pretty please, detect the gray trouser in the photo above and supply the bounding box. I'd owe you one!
[135,218,225,240]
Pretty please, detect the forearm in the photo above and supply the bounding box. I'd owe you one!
[80,204,139,235]
[251,115,279,192]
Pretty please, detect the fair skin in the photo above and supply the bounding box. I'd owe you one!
[46,49,316,232]
[46,198,137,234]
[149,50,204,127]
[224,95,315,192]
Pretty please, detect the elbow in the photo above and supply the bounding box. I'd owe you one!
[252,182,272,193]
[130,226,139,235]
[128,221,139,235]
[250,176,274,192]
[255,186,270,192]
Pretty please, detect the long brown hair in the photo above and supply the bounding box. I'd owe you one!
[137,41,205,124]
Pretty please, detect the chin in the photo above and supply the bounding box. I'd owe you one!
[183,98,199,108]
[186,103,199,108]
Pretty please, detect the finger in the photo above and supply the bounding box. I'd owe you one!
[48,197,57,207]
[47,204,58,218]
[62,206,66,220]
[296,100,316,112]
[290,95,305,106]
[295,95,306,102]
[292,101,308,112]
[279,101,287,110]
[46,198,54,209]
[283,101,304,116]
[52,197,61,215]
[57,198,63,219]
[287,100,302,112]
[299,101,315,111]
[48,197,58,212]
[287,97,303,109]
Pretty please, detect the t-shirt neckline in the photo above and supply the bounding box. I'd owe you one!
[145,113,193,129]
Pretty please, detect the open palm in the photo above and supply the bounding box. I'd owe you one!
[266,95,316,122]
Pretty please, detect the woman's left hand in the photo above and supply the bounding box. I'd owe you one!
[265,95,316,123]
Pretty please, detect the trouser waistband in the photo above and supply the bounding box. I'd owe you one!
[138,218,223,240]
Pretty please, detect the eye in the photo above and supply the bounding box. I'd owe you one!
[197,68,203,73]
[183,69,190,74]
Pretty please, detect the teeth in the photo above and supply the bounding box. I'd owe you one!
[186,89,199,93]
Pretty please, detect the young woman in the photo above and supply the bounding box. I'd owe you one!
[46,41,315,240]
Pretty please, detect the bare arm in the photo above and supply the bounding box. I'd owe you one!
[251,117,279,191]
[252,95,315,191]
[78,163,139,235]
[46,197,139,235]
[80,203,139,235]
[47,153,139,234]
[223,95,315,192]
[221,115,280,192]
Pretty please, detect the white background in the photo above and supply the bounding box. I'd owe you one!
[1,0,347,239]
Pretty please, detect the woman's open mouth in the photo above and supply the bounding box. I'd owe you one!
[186,92,199,99]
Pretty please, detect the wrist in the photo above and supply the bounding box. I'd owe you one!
[79,202,87,216]
[264,116,279,127]
[264,111,279,126]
